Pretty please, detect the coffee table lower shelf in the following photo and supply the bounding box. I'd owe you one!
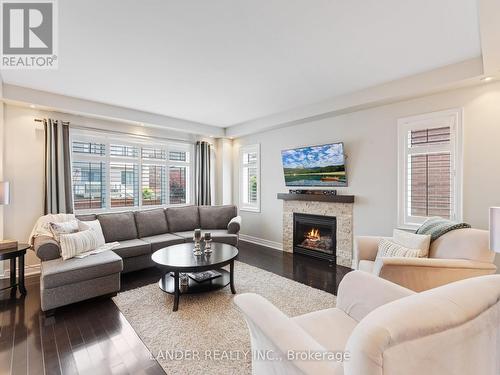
[159,269,230,295]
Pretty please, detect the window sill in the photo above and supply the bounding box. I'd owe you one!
[240,206,261,213]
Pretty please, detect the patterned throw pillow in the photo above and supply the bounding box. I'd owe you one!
[78,220,106,245]
[49,220,79,242]
[392,229,431,257]
[377,239,422,258]
[59,229,105,260]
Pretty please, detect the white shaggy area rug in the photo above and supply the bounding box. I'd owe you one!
[113,261,336,375]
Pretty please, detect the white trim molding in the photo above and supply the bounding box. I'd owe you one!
[239,143,261,213]
[397,108,463,230]
[239,234,283,251]
[1,263,41,279]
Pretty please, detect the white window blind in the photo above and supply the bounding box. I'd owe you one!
[142,164,166,206]
[72,160,106,210]
[70,130,193,213]
[239,144,260,212]
[398,109,462,229]
[110,163,139,208]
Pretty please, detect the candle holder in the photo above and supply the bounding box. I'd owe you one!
[193,228,203,256]
[180,273,189,292]
[204,232,213,254]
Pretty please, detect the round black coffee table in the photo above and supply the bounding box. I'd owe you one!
[152,242,238,311]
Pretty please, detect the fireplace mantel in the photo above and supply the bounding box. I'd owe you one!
[279,193,354,268]
[277,193,355,203]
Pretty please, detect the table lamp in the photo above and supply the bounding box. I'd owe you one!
[0,182,17,250]
[489,207,500,252]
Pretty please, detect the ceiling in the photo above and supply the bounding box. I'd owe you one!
[1,0,481,127]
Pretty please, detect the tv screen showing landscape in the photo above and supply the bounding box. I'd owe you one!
[281,142,347,187]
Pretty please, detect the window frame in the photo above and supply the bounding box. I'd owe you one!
[239,143,261,213]
[70,129,194,214]
[397,108,463,230]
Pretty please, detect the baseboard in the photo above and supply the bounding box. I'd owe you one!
[239,234,283,251]
[1,264,41,279]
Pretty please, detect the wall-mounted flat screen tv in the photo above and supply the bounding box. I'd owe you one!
[281,142,347,187]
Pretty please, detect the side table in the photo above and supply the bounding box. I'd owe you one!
[0,243,29,296]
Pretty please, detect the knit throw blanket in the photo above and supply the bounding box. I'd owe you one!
[416,217,471,241]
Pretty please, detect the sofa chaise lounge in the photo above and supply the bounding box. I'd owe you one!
[33,205,241,312]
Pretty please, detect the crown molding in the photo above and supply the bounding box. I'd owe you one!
[1,84,224,137]
[225,57,484,138]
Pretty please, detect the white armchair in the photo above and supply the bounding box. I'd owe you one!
[355,228,497,291]
[234,271,500,375]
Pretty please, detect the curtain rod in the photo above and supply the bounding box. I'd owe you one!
[33,118,199,145]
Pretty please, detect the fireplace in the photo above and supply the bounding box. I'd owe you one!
[293,213,336,262]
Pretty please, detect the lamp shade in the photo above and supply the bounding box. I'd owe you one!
[489,207,500,252]
[0,182,9,205]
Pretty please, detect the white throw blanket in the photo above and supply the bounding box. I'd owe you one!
[29,213,76,245]
[29,213,120,258]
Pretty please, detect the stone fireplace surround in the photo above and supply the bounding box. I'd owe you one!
[278,193,354,267]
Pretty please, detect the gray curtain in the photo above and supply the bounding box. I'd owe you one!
[44,119,73,214]
[195,141,211,205]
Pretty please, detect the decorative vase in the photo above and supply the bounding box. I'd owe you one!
[204,232,213,254]
[193,229,203,256]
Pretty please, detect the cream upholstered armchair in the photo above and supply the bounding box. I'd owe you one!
[234,271,500,375]
[355,228,497,292]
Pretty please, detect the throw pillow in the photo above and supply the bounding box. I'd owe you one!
[59,229,105,260]
[392,229,431,257]
[377,238,422,258]
[49,220,79,242]
[78,220,106,244]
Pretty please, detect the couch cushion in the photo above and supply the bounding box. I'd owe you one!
[134,208,169,238]
[166,206,200,232]
[76,214,97,221]
[199,205,237,229]
[358,260,375,273]
[97,211,138,242]
[141,233,185,251]
[41,250,123,289]
[174,229,238,246]
[112,239,151,259]
[293,308,357,351]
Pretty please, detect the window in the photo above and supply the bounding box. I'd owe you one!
[239,144,260,212]
[398,109,463,229]
[70,130,193,212]
[72,160,106,210]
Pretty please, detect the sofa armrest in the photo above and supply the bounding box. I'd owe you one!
[33,235,61,261]
[354,236,389,266]
[336,271,414,322]
[227,215,242,234]
[234,293,342,375]
[374,257,497,291]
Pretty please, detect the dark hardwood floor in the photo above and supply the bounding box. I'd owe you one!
[0,241,351,375]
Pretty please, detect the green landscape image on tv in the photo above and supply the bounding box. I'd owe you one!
[281,143,347,187]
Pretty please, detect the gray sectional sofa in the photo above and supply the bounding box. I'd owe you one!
[33,205,241,312]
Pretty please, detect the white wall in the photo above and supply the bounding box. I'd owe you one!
[2,104,201,269]
[233,81,500,269]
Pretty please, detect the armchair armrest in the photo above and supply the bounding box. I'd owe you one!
[336,271,414,322]
[354,236,390,266]
[33,235,61,261]
[234,293,342,375]
[227,215,241,234]
[375,257,498,292]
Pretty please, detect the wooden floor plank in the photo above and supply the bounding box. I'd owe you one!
[11,297,28,375]
[0,297,16,375]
